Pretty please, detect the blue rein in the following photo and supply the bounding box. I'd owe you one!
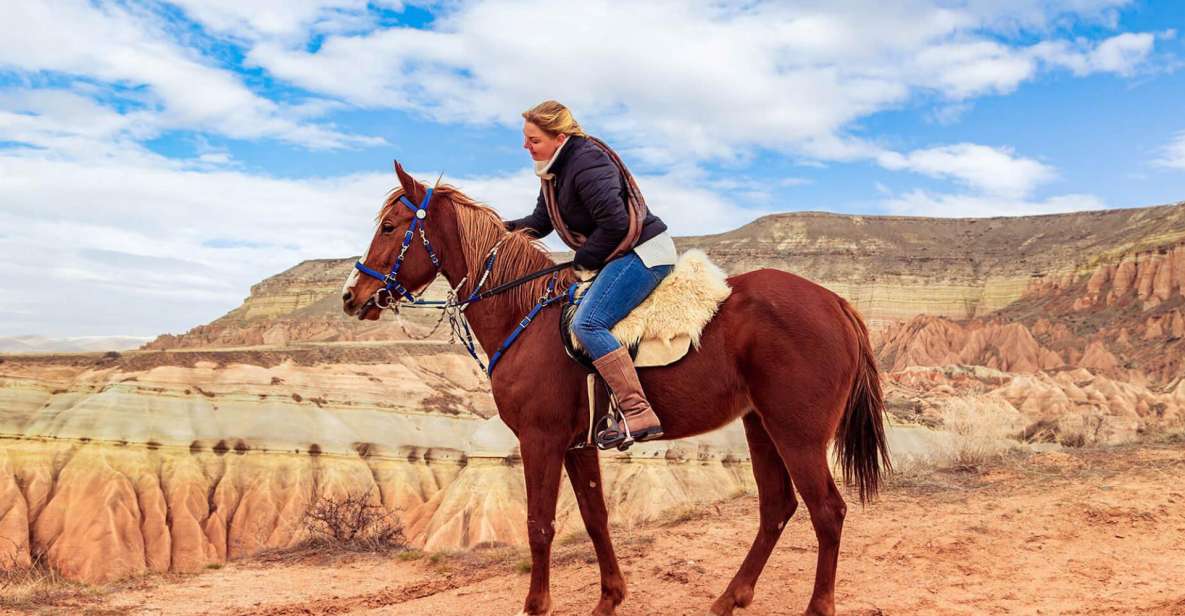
[485,272,565,375]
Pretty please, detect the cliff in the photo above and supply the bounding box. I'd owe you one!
[148,202,1185,349]
[680,202,1185,325]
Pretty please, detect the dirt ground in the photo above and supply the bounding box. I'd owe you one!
[12,443,1185,616]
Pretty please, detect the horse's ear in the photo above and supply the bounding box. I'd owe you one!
[393,160,425,203]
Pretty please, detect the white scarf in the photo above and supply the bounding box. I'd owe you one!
[534,137,569,178]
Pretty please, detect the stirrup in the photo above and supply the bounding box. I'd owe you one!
[594,415,664,451]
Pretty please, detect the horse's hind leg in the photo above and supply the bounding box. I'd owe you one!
[564,447,627,615]
[709,412,799,616]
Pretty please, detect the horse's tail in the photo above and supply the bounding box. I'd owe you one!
[834,298,891,504]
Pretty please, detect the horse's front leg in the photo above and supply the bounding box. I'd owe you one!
[565,447,626,615]
[516,427,568,616]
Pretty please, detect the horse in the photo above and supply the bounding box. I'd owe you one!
[341,163,891,616]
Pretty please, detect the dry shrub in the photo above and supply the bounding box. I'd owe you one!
[301,488,406,552]
[1021,418,1059,444]
[939,397,1022,469]
[424,544,527,575]
[1058,430,1087,448]
[0,551,99,612]
[1151,428,1185,445]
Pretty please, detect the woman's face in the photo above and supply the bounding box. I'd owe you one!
[523,121,567,162]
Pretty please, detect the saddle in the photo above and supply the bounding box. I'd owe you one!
[560,250,732,369]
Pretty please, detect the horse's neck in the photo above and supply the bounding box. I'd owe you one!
[437,220,545,359]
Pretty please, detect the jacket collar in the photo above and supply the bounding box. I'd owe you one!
[543,134,582,178]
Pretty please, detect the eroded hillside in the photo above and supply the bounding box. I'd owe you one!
[0,346,754,583]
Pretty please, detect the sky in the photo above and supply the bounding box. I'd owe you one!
[1,0,1184,338]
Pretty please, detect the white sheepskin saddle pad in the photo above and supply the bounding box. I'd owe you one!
[568,249,731,367]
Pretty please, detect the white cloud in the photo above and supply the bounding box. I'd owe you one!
[1155,131,1185,170]
[0,0,1163,336]
[883,189,1105,218]
[0,1,379,149]
[167,0,403,41]
[0,139,767,336]
[877,143,1056,199]
[1087,32,1158,75]
[1031,32,1157,77]
[874,141,1105,219]
[0,138,389,336]
[237,0,1161,163]
[928,102,973,125]
[909,39,1039,99]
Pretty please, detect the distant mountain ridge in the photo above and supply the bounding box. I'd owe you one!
[146,200,1185,351]
[0,335,151,353]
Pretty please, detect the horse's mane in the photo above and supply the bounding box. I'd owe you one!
[379,184,575,314]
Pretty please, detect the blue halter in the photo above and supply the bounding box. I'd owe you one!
[353,188,441,307]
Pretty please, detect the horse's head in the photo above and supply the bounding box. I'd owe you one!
[341,161,445,320]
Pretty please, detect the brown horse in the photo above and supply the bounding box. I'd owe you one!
[341,163,890,616]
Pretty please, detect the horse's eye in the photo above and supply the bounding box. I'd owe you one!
[381,223,396,234]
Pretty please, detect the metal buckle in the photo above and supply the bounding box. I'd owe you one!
[374,288,393,309]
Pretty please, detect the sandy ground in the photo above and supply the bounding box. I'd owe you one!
[15,443,1185,616]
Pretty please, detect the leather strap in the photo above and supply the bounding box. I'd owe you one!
[540,136,647,263]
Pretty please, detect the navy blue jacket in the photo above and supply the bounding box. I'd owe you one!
[506,136,667,269]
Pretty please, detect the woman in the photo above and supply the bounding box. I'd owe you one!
[506,100,677,450]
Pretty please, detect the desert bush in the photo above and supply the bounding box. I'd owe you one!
[1058,430,1087,448]
[423,545,526,574]
[939,397,1022,468]
[0,551,99,612]
[1021,418,1059,443]
[1150,426,1185,444]
[301,488,406,552]
[556,530,590,547]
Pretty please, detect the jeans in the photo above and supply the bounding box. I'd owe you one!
[571,251,673,360]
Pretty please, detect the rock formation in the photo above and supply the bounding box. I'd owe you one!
[884,365,1185,446]
[0,348,754,583]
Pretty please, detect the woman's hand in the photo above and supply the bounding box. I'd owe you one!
[574,263,599,281]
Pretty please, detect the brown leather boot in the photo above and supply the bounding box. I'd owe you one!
[592,346,664,451]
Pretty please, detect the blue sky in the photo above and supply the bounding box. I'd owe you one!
[1,1,1184,338]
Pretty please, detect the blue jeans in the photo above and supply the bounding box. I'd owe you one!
[571,251,673,360]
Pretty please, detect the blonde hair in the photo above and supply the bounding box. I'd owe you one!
[522,100,587,137]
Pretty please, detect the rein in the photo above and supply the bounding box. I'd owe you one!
[467,260,572,304]
[352,188,574,374]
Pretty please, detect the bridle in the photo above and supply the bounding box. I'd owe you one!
[353,188,441,311]
[352,185,574,374]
